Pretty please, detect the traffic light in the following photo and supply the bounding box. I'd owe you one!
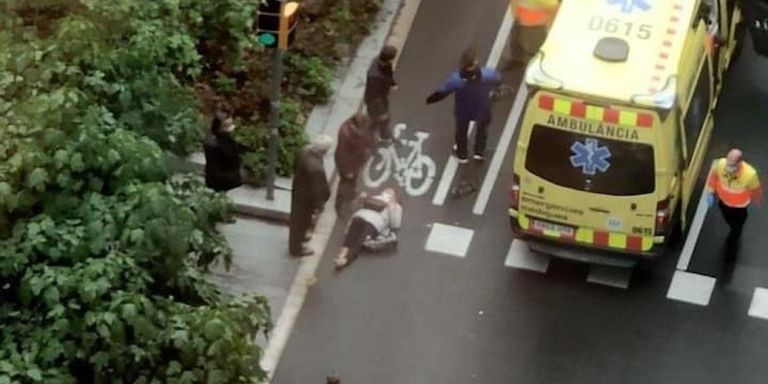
[279,2,299,50]
[257,0,300,50]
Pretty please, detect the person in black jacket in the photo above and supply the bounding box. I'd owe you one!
[203,111,248,192]
[289,134,333,256]
[364,45,398,143]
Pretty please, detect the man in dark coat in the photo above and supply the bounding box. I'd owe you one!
[334,111,375,215]
[289,134,333,256]
[364,45,398,143]
[426,47,501,163]
[203,111,248,192]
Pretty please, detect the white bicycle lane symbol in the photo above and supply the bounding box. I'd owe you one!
[363,123,437,196]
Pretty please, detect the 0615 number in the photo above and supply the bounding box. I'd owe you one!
[589,15,652,40]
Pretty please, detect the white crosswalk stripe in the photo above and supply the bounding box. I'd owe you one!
[748,287,768,320]
[666,270,716,306]
[425,223,474,258]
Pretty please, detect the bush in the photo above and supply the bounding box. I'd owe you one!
[0,2,271,382]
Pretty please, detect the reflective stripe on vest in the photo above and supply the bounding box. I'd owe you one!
[513,0,556,26]
[707,159,759,208]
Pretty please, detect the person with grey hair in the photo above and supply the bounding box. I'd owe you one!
[289,134,333,256]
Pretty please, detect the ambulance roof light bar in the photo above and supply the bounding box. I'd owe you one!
[631,75,677,110]
[525,51,564,90]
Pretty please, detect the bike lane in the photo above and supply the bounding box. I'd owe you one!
[273,0,523,381]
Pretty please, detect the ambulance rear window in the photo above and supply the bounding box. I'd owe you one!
[525,124,655,196]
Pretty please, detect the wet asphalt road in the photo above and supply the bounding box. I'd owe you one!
[274,1,768,383]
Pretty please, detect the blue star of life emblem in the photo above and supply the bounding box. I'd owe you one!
[607,0,651,13]
[570,138,612,176]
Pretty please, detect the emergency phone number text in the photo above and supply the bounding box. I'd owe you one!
[588,15,652,40]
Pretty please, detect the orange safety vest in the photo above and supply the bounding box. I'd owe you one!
[707,158,762,208]
[513,0,558,27]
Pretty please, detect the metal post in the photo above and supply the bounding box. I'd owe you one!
[266,47,284,200]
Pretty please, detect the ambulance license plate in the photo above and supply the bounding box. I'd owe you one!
[533,220,574,236]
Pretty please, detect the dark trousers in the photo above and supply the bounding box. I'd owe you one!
[335,173,359,215]
[718,201,748,237]
[509,24,548,65]
[289,204,313,255]
[455,115,491,159]
[366,98,391,140]
[343,216,377,262]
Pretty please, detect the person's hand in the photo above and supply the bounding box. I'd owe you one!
[391,85,399,92]
[707,193,716,207]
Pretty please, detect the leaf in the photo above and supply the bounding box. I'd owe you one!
[26,368,42,381]
[27,168,49,190]
[70,153,85,172]
[166,360,182,376]
[203,318,225,341]
[122,303,137,319]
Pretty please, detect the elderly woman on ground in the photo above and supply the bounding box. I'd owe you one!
[334,188,402,269]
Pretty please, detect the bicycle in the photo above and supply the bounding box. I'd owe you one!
[363,123,437,197]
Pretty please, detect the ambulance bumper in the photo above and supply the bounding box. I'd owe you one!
[508,208,663,267]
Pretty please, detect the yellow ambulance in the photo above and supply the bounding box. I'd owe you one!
[509,0,743,263]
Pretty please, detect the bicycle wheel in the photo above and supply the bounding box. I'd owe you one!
[363,148,391,188]
[404,155,437,196]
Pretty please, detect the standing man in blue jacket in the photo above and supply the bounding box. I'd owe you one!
[425,47,502,163]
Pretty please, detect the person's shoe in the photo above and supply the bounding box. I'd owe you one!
[452,145,469,163]
[291,247,314,257]
[473,153,485,161]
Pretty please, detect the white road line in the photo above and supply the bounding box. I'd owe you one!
[472,84,528,215]
[676,160,716,270]
[431,8,512,206]
[425,223,475,258]
[432,157,460,205]
[486,9,514,70]
[748,287,768,320]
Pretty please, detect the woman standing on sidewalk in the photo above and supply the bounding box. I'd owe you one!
[203,110,248,192]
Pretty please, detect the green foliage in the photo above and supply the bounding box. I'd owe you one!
[235,99,308,184]
[0,1,272,382]
[284,53,334,105]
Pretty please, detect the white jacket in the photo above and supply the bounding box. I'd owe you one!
[353,194,402,234]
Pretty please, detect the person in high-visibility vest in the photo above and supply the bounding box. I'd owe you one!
[505,0,560,69]
[706,149,763,239]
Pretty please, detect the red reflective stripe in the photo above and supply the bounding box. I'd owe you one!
[594,231,609,246]
[627,236,643,251]
[539,95,554,110]
[529,227,543,236]
[515,6,553,26]
[570,102,586,118]
[637,113,654,127]
[603,109,619,124]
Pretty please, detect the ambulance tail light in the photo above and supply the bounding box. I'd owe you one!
[524,52,563,90]
[631,75,677,109]
[510,174,521,209]
[655,198,670,236]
